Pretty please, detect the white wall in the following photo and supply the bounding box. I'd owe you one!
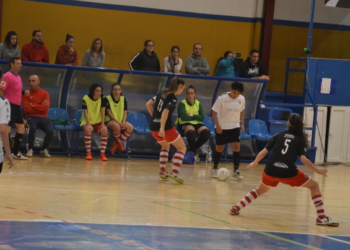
[76,0,265,18]
[274,0,350,25]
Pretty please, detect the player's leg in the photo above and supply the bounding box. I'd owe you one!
[117,122,134,151]
[194,125,210,154]
[107,121,121,154]
[25,117,37,157]
[11,104,27,159]
[83,124,93,160]
[157,140,170,179]
[229,128,242,179]
[169,131,186,184]
[98,124,108,161]
[212,131,226,178]
[302,178,339,227]
[184,124,196,154]
[37,117,54,157]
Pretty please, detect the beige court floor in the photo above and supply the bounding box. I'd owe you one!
[0,156,349,249]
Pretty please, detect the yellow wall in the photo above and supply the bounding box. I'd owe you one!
[1,0,262,75]
[269,25,350,93]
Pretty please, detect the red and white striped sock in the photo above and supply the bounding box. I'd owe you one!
[312,194,325,219]
[84,134,92,152]
[113,133,120,142]
[234,189,260,211]
[100,135,108,153]
[171,150,185,174]
[159,148,169,172]
[118,131,131,143]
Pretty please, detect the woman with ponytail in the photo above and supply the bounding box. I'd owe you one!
[146,77,186,184]
[229,113,339,227]
[55,34,78,65]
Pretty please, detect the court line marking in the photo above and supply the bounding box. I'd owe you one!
[320,235,350,245]
[1,185,349,223]
[153,201,322,250]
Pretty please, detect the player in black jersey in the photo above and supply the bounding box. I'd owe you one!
[230,113,339,227]
[146,77,186,184]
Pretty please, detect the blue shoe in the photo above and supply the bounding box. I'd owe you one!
[169,172,184,184]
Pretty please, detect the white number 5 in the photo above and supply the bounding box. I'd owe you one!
[281,139,291,154]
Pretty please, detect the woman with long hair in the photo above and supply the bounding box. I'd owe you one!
[105,83,134,154]
[80,83,108,161]
[177,85,211,162]
[163,46,182,73]
[146,77,186,183]
[82,38,105,67]
[230,113,339,227]
[55,34,78,65]
[0,31,20,60]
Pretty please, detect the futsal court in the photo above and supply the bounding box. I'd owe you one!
[0,156,349,250]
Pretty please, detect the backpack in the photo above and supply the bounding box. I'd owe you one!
[182,151,195,165]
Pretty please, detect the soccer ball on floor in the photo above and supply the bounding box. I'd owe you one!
[217,168,230,181]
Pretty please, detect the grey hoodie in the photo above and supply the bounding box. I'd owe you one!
[185,54,211,75]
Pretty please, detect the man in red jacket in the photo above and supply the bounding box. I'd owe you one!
[21,30,49,63]
[22,75,53,157]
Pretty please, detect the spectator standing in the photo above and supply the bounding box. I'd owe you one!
[0,31,20,60]
[0,57,27,160]
[163,46,182,73]
[130,40,160,72]
[22,75,53,157]
[240,49,269,79]
[55,34,78,65]
[21,30,49,63]
[185,43,210,75]
[82,38,105,67]
[215,51,236,77]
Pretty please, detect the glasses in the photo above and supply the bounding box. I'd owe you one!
[146,45,154,47]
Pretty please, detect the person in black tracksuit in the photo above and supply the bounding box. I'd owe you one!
[129,40,160,72]
[229,113,339,227]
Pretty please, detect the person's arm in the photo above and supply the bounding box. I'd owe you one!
[163,57,169,73]
[178,102,193,121]
[158,108,169,138]
[55,48,66,64]
[32,91,50,112]
[193,102,205,122]
[185,57,200,74]
[21,45,29,62]
[198,58,211,74]
[43,47,49,64]
[146,98,155,117]
[22,94,34,114]
[0,89,3,96]
[84,109,90,125]
[82,50,89,66]
[129,53,142,70]
[99,52,106,67]
[0,44,4,59]
[100,97,107,126]
[240,111,245,132]
[176,58,183,73]
[122,98,128,124]
[15,45,20,57]
[0,123,14,169]
[300,155,327,176]
[239,61,250,78]
[71,50,78,66]
[247,148,269,168]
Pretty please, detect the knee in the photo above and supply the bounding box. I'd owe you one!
[216,145,225,152]
[100,128,108,136]
[17,125,25,134]
[186,130,196,140]
[200,129,211,140]
[128,124,134,133]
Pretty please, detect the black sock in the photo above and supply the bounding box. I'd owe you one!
[195,129,211,149]
[186,130,197,154]
[233,151,240,171]
[13,133,23,155]
[213,150,222,169]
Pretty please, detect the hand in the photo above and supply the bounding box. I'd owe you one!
[29,102,35,107]
[187,113,193,117]
[247,161,258,168]
[158,128,165,139]
[24,90,30,96]
[193,67,199,70]
[315,168,328,177]
[5,152,14,169]
[120,123,127,130]
[42,100,48,105]
[215,124,222,134]
[241,126,245,133]
[69,47,74,54]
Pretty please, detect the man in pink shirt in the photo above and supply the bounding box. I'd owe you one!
[0,57,28,160]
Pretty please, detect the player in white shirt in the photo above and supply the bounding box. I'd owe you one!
[0,68,14,173]
[211,81,245,179]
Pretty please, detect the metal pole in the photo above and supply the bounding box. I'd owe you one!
[307,0,317,58]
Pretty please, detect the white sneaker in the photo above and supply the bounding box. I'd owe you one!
[212,169,218,178]
[316,216,339,227]
[26,149,33,157]
[233,170,243,180]
[40,149,51,158]
[12,152,28,160]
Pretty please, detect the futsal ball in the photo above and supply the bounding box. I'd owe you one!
[217,168,230,181]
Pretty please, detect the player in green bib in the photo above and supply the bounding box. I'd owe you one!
[177,85,211,162]
[80,83,108,161]
[105,83,134,154]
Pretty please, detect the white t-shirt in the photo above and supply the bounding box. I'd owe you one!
[211,92,245,129]
[0,96,11,163]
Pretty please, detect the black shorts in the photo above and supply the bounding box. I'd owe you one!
[8,104,24,127]
[215,128,240,145]
[177,123,204,133]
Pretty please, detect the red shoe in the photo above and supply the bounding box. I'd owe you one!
[100,153,108,161]
[117,141,125,151]
[86,152,92,160]
[110,141,118,154]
